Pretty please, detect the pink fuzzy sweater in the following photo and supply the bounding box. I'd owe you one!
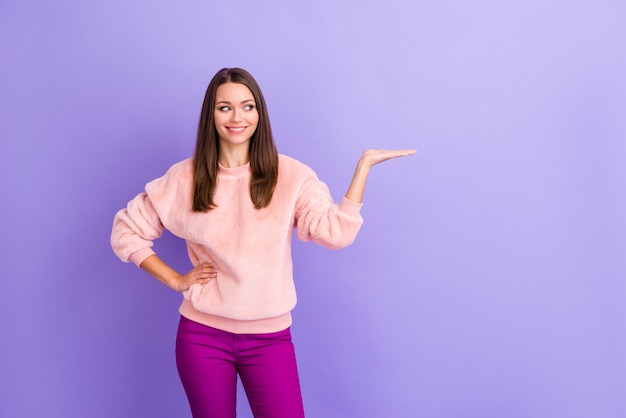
[111,154,363,334]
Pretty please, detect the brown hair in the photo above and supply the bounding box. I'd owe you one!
[192,68,279,212]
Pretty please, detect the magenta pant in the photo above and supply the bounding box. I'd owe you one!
[175,316,305,418]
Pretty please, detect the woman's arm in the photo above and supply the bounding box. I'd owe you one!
[140,254,217,292]
[344,149,417,203]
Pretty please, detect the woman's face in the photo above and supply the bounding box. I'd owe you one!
[213,82,259,147]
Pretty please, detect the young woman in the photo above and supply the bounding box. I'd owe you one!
[111,67,416,418]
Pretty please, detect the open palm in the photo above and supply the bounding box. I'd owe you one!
[360,149,417,168]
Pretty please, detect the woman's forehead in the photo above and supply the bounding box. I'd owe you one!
[215,82,254,102]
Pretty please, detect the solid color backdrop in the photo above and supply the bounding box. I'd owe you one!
[1,1,625,417]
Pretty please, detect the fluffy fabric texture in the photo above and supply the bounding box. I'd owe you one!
[111,154,363,333]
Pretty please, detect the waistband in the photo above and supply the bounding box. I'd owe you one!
[178,298,293,335]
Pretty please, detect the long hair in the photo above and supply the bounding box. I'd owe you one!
[192,68,279,212]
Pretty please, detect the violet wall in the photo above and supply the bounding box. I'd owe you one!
[1,1,625,417]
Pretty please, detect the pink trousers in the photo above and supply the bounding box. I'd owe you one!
[175,315,305,418]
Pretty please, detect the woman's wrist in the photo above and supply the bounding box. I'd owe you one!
[344,158,371,203]
[140,255,184,291]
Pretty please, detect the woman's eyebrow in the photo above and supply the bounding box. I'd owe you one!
[215,99,255,105]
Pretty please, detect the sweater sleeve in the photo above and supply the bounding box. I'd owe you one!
[110,191,164,266]
[294,176,364,250]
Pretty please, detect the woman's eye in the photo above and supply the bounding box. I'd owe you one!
[244,104,255,111]
[219,106,231,111]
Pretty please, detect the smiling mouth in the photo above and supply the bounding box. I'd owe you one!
[227,127,246,134]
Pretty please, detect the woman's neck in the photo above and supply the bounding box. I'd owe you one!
[218,144,250,168]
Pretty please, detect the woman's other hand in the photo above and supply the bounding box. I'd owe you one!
[177,262,218,292]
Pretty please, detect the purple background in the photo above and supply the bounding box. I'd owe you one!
[1,1,625,417]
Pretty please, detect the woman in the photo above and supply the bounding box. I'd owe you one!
[111,67,416,418]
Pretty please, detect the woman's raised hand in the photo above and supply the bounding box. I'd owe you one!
[345,148,417,203]
[358,149,418,168]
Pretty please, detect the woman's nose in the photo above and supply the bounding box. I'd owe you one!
[230,109,242,122]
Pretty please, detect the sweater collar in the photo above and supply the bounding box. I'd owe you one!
[218,162,250,177]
